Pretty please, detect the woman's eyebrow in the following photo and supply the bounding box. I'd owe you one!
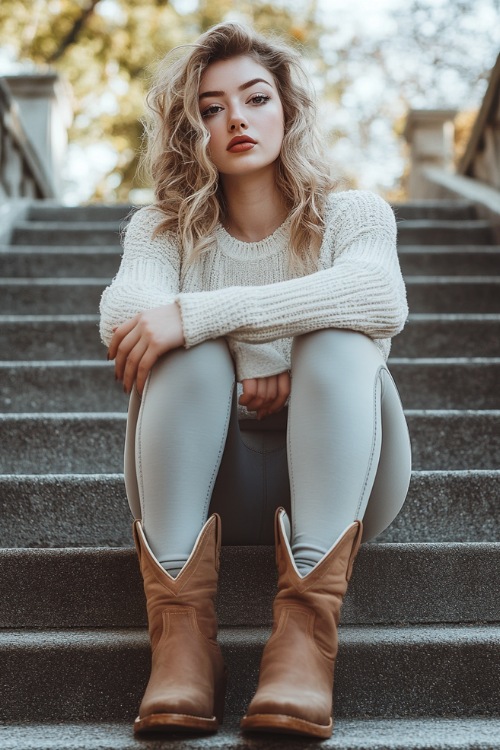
[199,78,273,100]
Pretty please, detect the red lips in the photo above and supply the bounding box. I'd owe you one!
[227,135,257,150]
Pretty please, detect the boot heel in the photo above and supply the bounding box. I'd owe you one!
[214,668,228,725]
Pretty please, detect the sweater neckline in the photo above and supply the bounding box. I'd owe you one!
[215,214,292,260]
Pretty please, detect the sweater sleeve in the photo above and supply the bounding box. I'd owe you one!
[99,207,181,347]
[176,191,408,348]
[227,339,290,381]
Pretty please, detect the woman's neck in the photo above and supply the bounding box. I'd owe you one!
[220,170,288,242]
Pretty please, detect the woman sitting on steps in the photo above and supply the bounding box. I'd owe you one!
[100,20,412,740]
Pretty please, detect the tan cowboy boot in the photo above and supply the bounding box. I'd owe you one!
[133,513,226,734]
[241,507,362,738]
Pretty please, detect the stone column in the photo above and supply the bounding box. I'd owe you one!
[403,109,457,199]
[2,73,73,198]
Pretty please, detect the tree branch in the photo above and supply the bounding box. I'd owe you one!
[47,0,102,63]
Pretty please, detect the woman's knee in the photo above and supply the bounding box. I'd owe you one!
[147,338,235,394]
[291,328,383,393]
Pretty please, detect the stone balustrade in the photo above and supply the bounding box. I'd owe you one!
[0,78,54,201]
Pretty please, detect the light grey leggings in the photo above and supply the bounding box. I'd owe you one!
[124,329,412,575]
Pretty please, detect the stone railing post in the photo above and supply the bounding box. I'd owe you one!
[2,73,72,198]
[403,109,457,199]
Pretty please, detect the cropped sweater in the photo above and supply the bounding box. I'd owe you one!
[99,189,408,393]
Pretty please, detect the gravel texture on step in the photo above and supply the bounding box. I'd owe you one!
[0,246,121,277]
[0,626,498,721]
[392,200,476,220]
[1,411,499,473]
[392,315,500,357]
[1,717,499,750]
[27,204,133,222]
[2,315,499,360]
[1,543,498,628]
[394,220,494,245]
[3,277,500,315]
[2,359,500,412]
[4,245,500,278]
[0,279,106,315]
[405,276,500,313]
[11,222,123,246]
[0,315,104,361]
[0,470,498,548]
[398,246,500,275]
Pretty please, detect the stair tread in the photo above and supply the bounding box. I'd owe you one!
[2,411,499,473]
[1,540,498,627]
[2,469,497,547]
[1,623,499,645]
[1,717,499,750]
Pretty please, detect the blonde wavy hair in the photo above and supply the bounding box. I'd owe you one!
[143,21,335,269]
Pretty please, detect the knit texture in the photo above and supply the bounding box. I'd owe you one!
[99,190,408,385]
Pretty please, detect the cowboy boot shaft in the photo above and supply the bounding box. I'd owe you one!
[133,516,221,649]
[273,520,363,660]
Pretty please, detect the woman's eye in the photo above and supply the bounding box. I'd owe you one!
[249,94,271,105]
[201,104,223,118]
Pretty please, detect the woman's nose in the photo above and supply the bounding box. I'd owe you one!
[228,108,248,131]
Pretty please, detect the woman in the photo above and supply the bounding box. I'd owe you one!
[100,21,411,739]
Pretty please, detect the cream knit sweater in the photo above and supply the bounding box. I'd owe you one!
[100,189,408,387]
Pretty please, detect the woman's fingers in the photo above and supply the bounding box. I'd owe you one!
[113,326,142,382]
[239,378,257,406]
[108,316,138,361]
[240,372,291,419]
[135,347,162,396]
[122,339,148,394]
[268,371,291,413]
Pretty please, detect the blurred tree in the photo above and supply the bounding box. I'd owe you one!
[0,0,498,200]
[0,0,325,200]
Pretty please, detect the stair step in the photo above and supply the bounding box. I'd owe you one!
[392,315,500,357]
[4,245,500,278]
[392,200,477,220]
[1,542,498,628]
[1,470,498,546]
[396,220,494,245]
[0,246,121,278]
[2,277,500,315]
[2,359,499,412]
[11,219,494,246]
[0,315,103,360]
[2,315,499,360]
[1,717,499,750]
[1,411,498,473]
[27,204,132,222]
[398,246,500,275]
[11,222,124,246]
[0,278,108,314]
[0,625,497,721]
[407,276,500,313]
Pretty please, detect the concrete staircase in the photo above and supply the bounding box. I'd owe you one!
[0,200,499,749]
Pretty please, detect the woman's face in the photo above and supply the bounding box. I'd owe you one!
[198,55,285,179]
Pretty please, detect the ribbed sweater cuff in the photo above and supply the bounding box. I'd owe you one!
[177,287,250,347]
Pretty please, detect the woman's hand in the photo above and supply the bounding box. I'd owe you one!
[239,371,291,420]
[108,303,185,395]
